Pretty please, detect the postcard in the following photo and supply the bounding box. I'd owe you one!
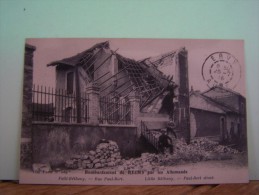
[20,38,248,185]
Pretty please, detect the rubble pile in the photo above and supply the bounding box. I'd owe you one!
[119,138,240,171]
[65,140,122,169]
[190,137,239,154]
[62,138,240,171]
[119,153,158,171]
[213,144,239,154]
[32,163,51,173]
[173,138,239,162]
[174,139,211,162]
[190,138,218,151]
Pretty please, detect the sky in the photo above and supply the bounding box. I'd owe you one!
[26,38,246,96]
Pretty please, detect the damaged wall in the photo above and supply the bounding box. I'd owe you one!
[32,122,137,166]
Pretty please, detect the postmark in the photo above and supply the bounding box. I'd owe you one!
[202,52,241,90]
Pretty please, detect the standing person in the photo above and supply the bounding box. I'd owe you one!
[158,129,173,154]
[167,120,177,139]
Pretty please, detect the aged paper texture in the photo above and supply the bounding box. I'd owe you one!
[20,38,248,185]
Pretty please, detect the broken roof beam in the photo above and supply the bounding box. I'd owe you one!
[92,48,119,75]
[98,65,128,87]
[100,82,114,93]
[83,49,105,73]
[47,41,109,67]
[104,80,131,97]
[79,52,94,66]
[78,67,91,83]
[110,84,135,99]
[140,88,165,109]
[117,83,134,96]
[94,71,110,83]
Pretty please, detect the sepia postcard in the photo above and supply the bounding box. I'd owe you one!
[20,38,248,185]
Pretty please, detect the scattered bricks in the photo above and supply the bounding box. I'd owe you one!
[82,154,89,160]
[93,159,100,164]
[142,161,151,167]
[65,159,78,169]
[109,140,117,145]
[107,162,115,167]
[115,159,122,165]
[111,153,117,158]
[83,160,91,164]
[89,155,95,161]
[82,161,87,169]
[64,139,122,170]
[78,159,83,169]
[100,159,106,164]
[32,163,51,173]
[190,137,218,151]
[86,163,94,169]
[118,138,241,172]
[94,163,102,169]
[96,143,107,150]
[108,146,114,151]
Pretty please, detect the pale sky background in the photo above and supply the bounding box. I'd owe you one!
[26,38,246,96]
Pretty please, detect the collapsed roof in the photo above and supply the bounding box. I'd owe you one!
[47,41,109,67]
[47,41,176,109]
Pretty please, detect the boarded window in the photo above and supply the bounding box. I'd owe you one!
[67,72,74,94]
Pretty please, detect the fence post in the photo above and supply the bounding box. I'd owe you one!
[129,91,141,136]
[86,83,100,125]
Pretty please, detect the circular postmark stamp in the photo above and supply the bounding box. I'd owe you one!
[202,52,241,90]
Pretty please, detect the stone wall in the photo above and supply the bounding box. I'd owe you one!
[32,122,137,167]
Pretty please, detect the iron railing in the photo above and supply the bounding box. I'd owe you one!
[32,85,89,123]
[99,96,133,125]
[141,121,159,150]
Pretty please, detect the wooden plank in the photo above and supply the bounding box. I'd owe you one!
[206,181,259,194]
[1,181,259,195]
[185,185,216,195]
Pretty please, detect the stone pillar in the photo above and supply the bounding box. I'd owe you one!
[86,83,100,125]
[20,44,36,168]
[129,91,141,136]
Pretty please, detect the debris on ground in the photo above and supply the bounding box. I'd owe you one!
[65,140,122,169]
[63,137,240,171]
[32,163,51,173]
[119,137,240,171]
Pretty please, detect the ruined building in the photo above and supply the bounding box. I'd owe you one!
[47,41,190,144]
[26,41,190,168]
[190,86,247,147]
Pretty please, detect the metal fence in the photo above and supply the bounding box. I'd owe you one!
[99,96,132,125]
[141,121,159,151]
[32,85,89,123]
